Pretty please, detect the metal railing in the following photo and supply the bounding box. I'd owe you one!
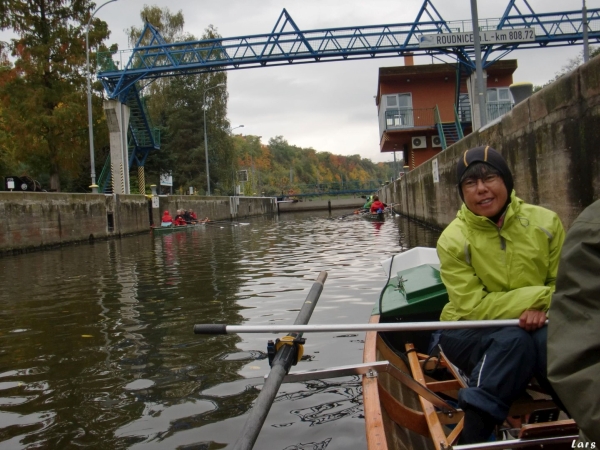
[97,155,111,193]
[433,105,447,149]
[487,103,513,121]
[385,108,435,130]
[453,105,464,139]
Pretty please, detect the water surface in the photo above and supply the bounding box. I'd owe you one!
[0,210,439,449]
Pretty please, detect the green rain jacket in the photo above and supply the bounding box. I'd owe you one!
[437,192,565,321]
[548,200,600,444]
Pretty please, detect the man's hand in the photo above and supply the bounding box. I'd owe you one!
[519,310,547,331]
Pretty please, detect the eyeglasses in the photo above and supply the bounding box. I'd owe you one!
[461,173,501,191]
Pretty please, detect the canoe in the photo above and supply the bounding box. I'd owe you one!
[360,208,387,222]
[364,212,385,222]
[362,247,578,450]
[151,223,205,234]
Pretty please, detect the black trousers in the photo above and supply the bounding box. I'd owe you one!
[437,326,560,422]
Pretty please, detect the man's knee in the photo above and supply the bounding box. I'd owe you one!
[484,326,536,357]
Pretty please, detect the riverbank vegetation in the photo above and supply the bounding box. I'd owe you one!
[0,3,394,195]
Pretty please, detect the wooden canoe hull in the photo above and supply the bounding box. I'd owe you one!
[151,223,205,234]
[363,314,436,450]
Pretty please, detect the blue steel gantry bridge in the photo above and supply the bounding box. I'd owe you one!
[95,0,600,195]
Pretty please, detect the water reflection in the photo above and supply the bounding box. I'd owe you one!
[0,211,439,449]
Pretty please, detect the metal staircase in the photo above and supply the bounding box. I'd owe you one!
[434,105,465,150]
[123,85,160,169]
[439,122,462,148]
[97,155,112,193]
[95,82,160,193]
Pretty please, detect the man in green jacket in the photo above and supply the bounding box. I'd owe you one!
[548,199,600,445]
[434,146,566,443]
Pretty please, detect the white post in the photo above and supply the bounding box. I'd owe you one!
[103,99,130,195]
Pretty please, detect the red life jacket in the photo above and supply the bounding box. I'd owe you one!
[370,201,386,213]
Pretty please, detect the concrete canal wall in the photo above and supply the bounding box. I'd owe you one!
[0,192,144,254]
[380,53,600,231]
[0,193,277,255]
[0,193,363,255]
[276,197,364,213]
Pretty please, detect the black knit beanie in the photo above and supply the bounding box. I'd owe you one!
[456,146,513,201]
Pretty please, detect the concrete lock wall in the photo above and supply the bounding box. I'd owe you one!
[0,192,141,254]
[380,54,600,231]
[276,197,365,213]
[0,193,277,255]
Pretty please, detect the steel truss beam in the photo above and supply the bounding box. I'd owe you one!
[99,1,600,99]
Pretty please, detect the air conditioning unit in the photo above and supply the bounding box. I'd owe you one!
[411,136,426,149]
[432,135,442,148]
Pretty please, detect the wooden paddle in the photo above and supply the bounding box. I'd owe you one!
[226,271,328,450]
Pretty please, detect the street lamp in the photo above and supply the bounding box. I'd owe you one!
[86,0,118,193]
[229,125,244,133]
[583,0,590,62]
[203,83,226,196]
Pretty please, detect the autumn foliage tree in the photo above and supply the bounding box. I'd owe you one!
[233,135,392,196]
[125,7,231,195]
[0,0,113,191]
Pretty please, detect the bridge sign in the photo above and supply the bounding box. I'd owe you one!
[419,28,535,48]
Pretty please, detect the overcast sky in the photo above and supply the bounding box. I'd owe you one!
[5,0,597,163]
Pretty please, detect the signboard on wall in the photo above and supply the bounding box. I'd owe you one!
[432,159,439,183]
[160,173,173,186]
[419,28,535,48]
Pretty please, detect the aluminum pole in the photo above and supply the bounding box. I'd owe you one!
[470,0,487,129]
[583,0,590,63]
[203,102,209,196]
[194,319,531,335]
[86,0,117,192]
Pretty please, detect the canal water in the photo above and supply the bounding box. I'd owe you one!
[0,210,439,450]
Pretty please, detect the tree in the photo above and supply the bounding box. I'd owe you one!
[0,0,114,191]
[126,8,232,194]
[534,46,600,92]
[231,133,391,196]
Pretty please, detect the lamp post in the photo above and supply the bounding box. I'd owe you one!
[86,0,118,193]
[203,83,226,196]
[583,0,590,62]
[229,125,244,134]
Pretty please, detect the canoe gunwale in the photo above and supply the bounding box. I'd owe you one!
[363,314,388,449]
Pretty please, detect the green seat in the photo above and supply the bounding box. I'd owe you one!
[374,264,448,318]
